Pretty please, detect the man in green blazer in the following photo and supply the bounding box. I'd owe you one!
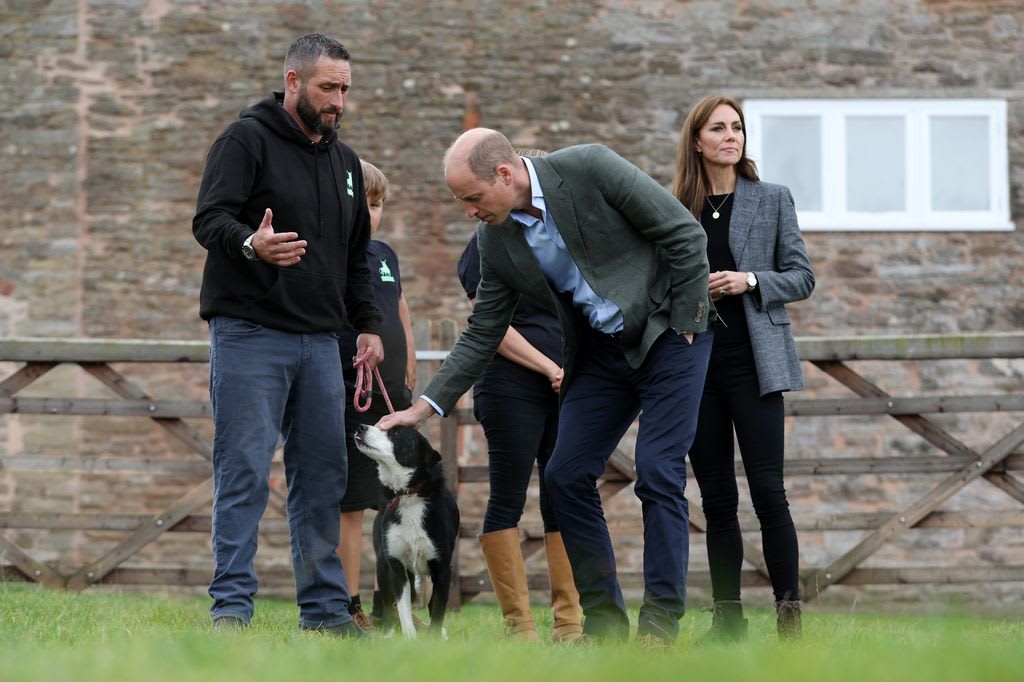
[379,128,713,645]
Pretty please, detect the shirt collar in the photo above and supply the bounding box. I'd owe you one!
[510,157,546,226]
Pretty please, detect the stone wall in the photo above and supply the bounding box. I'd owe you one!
[1,0,1022,612]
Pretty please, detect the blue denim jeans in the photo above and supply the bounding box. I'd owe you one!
[208,316,352,628]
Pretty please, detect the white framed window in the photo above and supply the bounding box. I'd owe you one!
[743,99,1012,231]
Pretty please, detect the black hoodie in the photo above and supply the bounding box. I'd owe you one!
[193,93,382,335]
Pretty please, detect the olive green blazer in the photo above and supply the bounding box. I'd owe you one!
[424,144,711,414]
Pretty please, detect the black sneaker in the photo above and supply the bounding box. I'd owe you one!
[212,615,248,631]
[636,633,674,651]
[304,620,367,639]
[565,633,597,647]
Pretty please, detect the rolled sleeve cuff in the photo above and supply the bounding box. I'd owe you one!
[420,395,445,417]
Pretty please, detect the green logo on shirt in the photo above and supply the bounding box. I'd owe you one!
[379,259,395,283]
[346,170,354,197]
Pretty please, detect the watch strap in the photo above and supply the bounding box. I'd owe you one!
[242,233,257,260]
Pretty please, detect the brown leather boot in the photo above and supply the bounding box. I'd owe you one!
[775,599,803,640]
[480,528,540,641]
[544,531,583,643]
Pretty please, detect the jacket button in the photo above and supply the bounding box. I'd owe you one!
[698,301,705,310]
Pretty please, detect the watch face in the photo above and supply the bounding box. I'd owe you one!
[242,244,256,260]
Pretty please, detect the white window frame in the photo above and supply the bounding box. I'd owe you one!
[743,99,1012,231]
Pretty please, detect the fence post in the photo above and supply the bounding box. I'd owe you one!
[435,319,464,609]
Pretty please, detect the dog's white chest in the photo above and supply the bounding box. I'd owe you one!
[386,496,438,576]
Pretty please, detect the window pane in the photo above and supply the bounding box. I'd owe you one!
[761,116,821,211]
[846,116,905,212]
[930,116,989,211]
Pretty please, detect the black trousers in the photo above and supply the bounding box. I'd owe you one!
[688,342,800,602]
[474,390,559,534]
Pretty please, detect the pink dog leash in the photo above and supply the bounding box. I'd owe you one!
[352,352,395,415]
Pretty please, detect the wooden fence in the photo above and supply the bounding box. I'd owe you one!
[1,326,1023,605]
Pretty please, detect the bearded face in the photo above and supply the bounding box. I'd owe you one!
[295,82,343,137]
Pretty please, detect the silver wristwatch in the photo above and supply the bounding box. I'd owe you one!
[746,271,758,291]
[242,233,257,261]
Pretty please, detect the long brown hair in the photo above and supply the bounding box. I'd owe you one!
[672,95,759,218]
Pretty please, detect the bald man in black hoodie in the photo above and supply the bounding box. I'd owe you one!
[193,33,382,637]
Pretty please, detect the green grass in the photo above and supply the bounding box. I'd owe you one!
[1,584,1022,682]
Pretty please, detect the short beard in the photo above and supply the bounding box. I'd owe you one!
[296,85,341,137]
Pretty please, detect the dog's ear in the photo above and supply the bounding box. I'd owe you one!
[428,446,442,467]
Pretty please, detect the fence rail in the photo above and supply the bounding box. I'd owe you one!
[1,328,1022,603]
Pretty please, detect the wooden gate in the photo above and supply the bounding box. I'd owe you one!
[1,329,1023,603]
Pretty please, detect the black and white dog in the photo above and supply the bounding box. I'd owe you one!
[353,424,459,639]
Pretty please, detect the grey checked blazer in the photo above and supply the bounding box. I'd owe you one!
[728,175,815,395]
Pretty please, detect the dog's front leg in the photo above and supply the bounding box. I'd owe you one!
[428,562,452,640]
[396,572,418,639]
[377,553,406,636]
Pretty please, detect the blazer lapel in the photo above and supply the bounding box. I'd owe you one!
[488,219,563,318]
[729,175,760,263]
[499,220,547,287]
[530,157,594,277]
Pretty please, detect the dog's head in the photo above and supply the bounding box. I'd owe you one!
[353,424,442,491]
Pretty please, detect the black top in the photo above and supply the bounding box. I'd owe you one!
[457,234,563,401]
[193,93,381,335]
[700,193,751,347]
[340,240,412,410]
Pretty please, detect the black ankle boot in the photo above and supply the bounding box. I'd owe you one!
[775,599,802,640]
[697,600,748,644]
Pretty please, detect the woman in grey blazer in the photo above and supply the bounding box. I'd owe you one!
[673,95,815,642]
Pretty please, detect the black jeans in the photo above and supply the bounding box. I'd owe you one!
[474,390,559,534]
[688,342,800,602]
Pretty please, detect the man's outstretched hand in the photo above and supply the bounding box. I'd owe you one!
[251,208,307,266]
[375,399,436,431]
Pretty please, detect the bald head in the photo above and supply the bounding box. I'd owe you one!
[444,128,519,183]
[444,128,533,225]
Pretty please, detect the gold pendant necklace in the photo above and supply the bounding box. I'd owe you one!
[706,193,732,220]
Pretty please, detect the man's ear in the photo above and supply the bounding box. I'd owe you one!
[285,69,302,94]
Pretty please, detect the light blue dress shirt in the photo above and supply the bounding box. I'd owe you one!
[510,157,624,334]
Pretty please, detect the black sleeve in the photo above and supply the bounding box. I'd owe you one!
[456,233,482,301]
[192,133,259,256]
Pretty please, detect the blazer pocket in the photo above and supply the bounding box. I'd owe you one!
[767,307,791,325]
[648,273,670,304]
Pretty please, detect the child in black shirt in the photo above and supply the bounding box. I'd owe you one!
[337,161,417,631]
